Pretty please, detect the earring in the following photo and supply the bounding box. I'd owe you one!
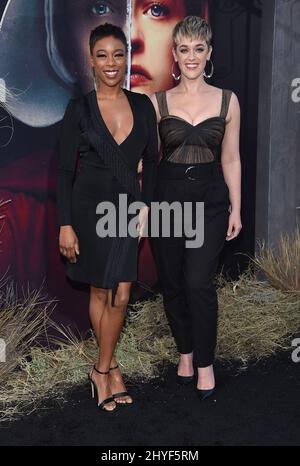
[203,59,214,79]
[172,62,181,81]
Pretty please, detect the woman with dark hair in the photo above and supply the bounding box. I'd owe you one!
[57,23,158,412]
[151,16,242,400]
[46,0,209,96]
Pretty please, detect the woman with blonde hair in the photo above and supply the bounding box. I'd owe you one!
[151,16,242,400]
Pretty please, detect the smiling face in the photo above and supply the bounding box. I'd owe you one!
[90,36,127,89]
[173,36,212,81]
[60,0,208,93]
[63,0,127,92]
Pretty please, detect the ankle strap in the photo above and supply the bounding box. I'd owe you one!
[109,365,119,371]
[93,365,109,375]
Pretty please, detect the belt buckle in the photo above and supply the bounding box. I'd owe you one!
[185,165,196,181]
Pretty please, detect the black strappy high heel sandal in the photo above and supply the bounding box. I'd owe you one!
[109,365,133,404]
[88,365,117,411]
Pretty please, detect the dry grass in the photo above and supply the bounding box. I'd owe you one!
[0,292,172,421]
[0,281,57,420]
[120,294,177,376]
[0,281,56,384]
[252,229,300,293]
[0,230,299,421]
[216,270,300,368]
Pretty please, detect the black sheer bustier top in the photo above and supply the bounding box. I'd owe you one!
[156,89,232,164]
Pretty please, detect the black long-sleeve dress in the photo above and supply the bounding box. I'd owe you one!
[57,89,158,304]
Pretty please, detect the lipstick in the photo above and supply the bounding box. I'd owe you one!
[130,64,152,87]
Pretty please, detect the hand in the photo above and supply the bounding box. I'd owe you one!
[59,225,80,263]
[137,206,149,243]
[226,210,242,241]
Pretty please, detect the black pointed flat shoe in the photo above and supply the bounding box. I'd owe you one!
[196,387,215,401]
[177,374,194,385]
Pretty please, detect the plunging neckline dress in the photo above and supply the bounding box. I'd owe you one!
[57,89,158,304]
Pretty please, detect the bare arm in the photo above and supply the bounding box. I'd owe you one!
[221,92,242,240]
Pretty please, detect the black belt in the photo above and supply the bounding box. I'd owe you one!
[158,161,222,181]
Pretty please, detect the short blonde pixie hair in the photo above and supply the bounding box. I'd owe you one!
[173,16,212,48]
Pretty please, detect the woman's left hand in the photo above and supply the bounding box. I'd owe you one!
[226,210,242,241]
[137,206,150,242]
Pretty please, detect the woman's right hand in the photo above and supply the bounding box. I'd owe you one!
[59,226,80,263]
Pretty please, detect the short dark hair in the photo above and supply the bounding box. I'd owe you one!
[89,23,128,54]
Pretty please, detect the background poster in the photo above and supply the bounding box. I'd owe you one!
[0,0,261,331]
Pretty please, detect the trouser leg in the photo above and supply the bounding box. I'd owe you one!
[152,234,193,354]
[184,209,229,367]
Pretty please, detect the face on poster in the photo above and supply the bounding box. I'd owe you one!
[58,0,208,95]
[0,0,208,130]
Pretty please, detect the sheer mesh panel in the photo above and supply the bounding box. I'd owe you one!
[156,89,232,165]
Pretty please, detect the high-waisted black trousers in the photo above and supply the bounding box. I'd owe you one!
[151,161,230,368]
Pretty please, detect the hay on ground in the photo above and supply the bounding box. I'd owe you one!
[252,229,300,293]
[0,230,300,421]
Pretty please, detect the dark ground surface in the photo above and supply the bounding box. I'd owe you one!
[0,349,299,447]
